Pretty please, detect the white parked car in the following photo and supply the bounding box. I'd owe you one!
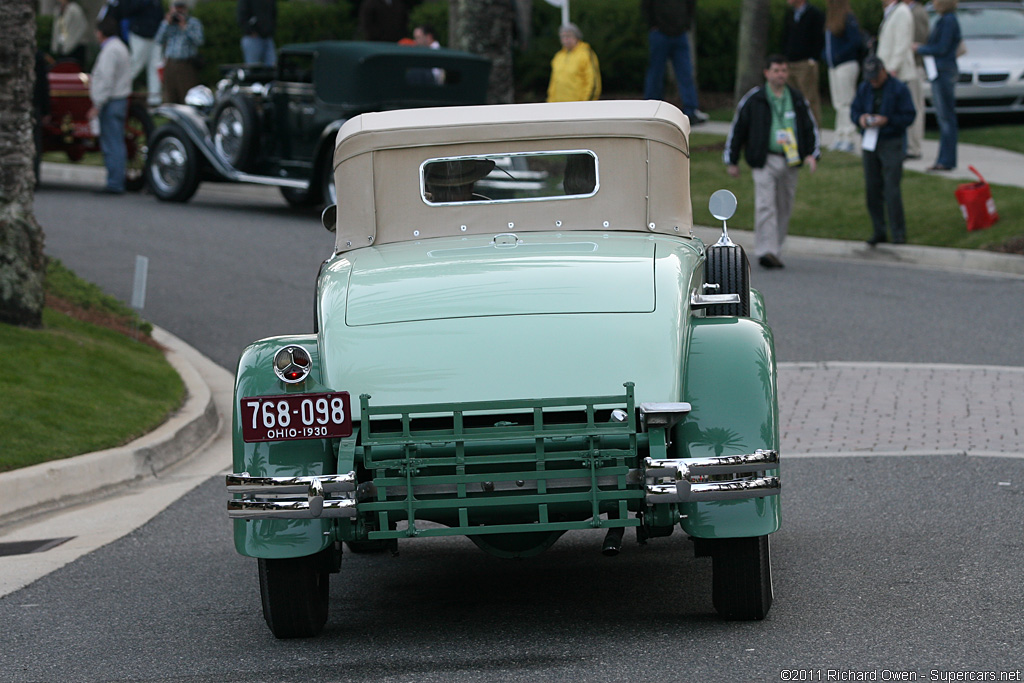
[924,0,1024,114]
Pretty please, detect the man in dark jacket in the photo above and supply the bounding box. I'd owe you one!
[850,55,916,246]
[782,0,825,127]
[238,0,277,66]
[641,0,707,124]
[725,54,820,269]
[124,0,164,106]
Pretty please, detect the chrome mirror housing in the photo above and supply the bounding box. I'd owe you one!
[708,189,738,247]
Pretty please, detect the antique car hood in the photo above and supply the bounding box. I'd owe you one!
[317,232,703,413]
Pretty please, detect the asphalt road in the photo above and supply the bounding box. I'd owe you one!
[3,174,1022,682]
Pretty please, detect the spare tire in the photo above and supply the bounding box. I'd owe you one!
[212,94,258,171]
[704,244,750,317]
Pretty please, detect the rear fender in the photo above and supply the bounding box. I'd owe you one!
[678,317,781,538]
[232,335,337,559]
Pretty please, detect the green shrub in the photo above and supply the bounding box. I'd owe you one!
[191,0,356,85]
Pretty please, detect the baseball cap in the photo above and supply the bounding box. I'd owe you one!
[862,56,885,81]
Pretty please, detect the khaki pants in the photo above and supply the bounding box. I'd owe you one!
[788,59,822,127]
[752,154,800,259]
[828,60,860,147]
[906,67,926,157]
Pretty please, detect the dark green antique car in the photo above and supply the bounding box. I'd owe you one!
[144,41,490,205]
[227,101,781,638]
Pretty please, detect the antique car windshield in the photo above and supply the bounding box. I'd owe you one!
[420,150,599,205]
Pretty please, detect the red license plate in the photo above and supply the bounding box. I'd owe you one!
[240,392,352,443]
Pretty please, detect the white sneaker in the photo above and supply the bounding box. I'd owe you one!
[692,110,710,123]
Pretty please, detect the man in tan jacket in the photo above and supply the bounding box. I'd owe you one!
[876,0,919,157]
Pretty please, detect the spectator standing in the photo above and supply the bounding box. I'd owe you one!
[413,23,440,49]
[904,0,930,158]
[642,0,708,124]
[782,0,825,127]
[413,23,444,85]
[546,23,602,103]
[358,0,408,42]
[823,0,863,152]
[238,0,277,66]
[87,15,132,195]
[50,0,89,66]
[851,55,916,245]
[915,0,961,171]
[124,0,164,107]
[155,0,204,105]
[725,54,820,269]
[876,0,919,144]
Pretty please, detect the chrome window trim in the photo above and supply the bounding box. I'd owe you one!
[419,149,600,207]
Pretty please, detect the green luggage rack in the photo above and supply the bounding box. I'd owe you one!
[356,383,646,540]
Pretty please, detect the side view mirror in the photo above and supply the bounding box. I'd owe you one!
[708,189,737,247]
[321,204,337,233]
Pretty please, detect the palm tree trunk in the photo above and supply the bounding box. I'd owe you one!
[0,0,46,327]
[734,0,771,103]
[449,0,516,104]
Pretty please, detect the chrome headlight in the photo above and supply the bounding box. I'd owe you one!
[184,85,214,108]
[273,345,311,384]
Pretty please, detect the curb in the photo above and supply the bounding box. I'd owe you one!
[0,327,221,528]
[691,225,1024,277]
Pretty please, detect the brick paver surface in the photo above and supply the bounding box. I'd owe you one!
[778,362,1024,457]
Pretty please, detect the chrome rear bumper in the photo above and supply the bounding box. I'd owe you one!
[643,449,780,503]
[226,471,357,519]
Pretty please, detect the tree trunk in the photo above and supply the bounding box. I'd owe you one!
[0,0,46,327]
[449,0,516,104]
[734,0,771,102]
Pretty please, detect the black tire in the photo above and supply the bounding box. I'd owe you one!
[212,94,258,171]
[321,152,337,207]
[704,244,750,317]
[124,102,154,192]
[710,535,773,620]
[145,126,201,202]
[258,552,330,639]
[280,184,314,207]
[279,151,335,208]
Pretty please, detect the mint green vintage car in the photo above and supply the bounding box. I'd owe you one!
[227,100,780,638]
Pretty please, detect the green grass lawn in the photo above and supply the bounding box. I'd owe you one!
[0,261,184,473]
[688,131,1023,251]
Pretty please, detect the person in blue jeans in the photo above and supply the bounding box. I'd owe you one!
[915,0,961,171]
[238,0,277,66]
[88,15,132,194]
[642,0,708,123]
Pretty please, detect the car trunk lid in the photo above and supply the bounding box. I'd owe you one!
[343,234,655,326]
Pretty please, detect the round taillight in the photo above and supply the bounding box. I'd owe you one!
[273,345,311,384]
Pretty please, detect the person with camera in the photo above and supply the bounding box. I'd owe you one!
[851,55,916,247]
[154,0,204,104]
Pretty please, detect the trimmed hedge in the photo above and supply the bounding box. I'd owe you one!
[515,0,885,99]
[37,0,886,100]
[191,0,355,84]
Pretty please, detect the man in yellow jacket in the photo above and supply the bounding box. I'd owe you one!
[547,23,602,102]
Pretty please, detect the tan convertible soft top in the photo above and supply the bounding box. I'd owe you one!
[330,100,693,252]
